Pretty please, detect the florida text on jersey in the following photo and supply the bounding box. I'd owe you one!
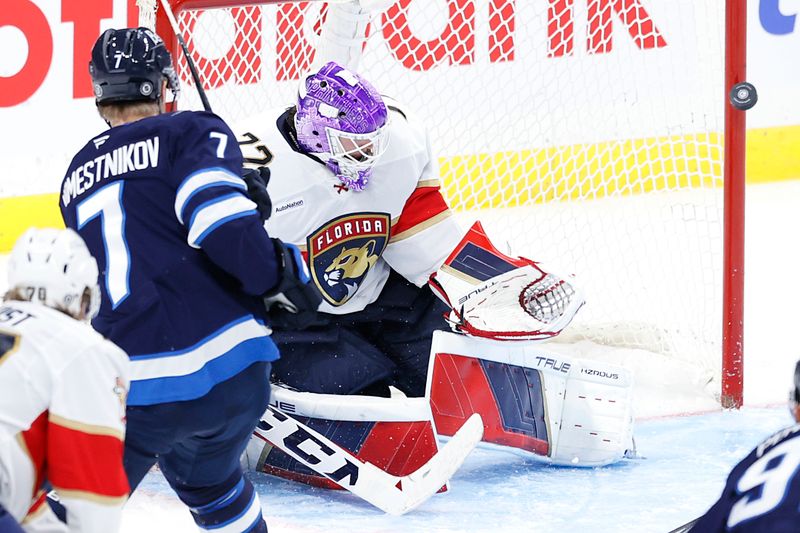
[236,100,464,315]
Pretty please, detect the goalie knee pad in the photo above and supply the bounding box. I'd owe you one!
[427,331,635,467]
[244,385,447,490]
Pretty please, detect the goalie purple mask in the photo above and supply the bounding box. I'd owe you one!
[295,61,389,191]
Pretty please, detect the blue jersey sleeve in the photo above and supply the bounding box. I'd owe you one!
[170,112,280,295]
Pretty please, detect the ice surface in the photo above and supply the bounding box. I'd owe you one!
[121,408,793,533]
[3,181,800,532]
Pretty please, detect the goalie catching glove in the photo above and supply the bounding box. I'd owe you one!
[428,221,585,341]
[263,239,323,330]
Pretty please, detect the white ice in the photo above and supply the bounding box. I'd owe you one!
[2,180,799,532]
[122,407,793,533]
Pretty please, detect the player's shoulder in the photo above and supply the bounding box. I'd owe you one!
[233,107,289,142]
[167,109,230,126]
[157,110,235,136]
[235,106,300,169]
[112,110,234,143]
[382,97,427,148]
[383,97,419,127]
[3,301,126,362]
[72,111,231,156]
[754,422,800,456]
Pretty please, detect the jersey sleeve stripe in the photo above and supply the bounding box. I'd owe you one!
[51,489,128,506]
[186,195,258,248]
[192,211,257,249]
[174,168,246,224]
[48,414,124,441]
[47,423,128,498]
[390,185,451,238]
[390,210,453,243]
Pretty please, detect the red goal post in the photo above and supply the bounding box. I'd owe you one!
[142,0,747,409]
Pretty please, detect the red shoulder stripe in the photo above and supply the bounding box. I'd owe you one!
[391,186,450,238]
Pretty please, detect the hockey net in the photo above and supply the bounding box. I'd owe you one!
[142,0,737,407]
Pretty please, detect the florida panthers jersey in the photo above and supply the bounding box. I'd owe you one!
[236,102,463,315]
[0,300,129,532]
[59,111,280,406]
[690,422,800,532]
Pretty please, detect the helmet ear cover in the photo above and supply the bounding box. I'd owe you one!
[89,27,180,105]
[793,360,800,404]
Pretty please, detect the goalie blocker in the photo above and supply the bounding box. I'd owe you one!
[427,330,635,466]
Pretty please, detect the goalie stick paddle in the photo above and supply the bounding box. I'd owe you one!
[253,406,484,515]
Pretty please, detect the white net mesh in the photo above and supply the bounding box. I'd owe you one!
[150,0,726,381]
[137,0,158,31]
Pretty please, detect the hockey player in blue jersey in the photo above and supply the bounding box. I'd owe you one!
[687,360,800,532]
[58,27,321,532]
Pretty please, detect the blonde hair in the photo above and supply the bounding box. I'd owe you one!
[97,100,160,126]
[3,288,29,303]
[3,287,91,321]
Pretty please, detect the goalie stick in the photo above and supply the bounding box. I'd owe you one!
[666,518,698,533]
[157,0,212,112]
[253,406,483,515]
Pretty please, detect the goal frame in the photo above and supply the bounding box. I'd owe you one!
[150,0,748,409]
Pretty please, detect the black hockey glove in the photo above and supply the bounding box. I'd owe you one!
[263,239,323,330]
[242,166,272,222]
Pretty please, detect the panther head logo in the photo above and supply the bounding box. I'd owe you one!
[323,239,378,286]
[307,212,390,306]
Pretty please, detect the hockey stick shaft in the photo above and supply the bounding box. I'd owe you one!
[253,406,483,515]
[667,518,698,533]
[158,0,212,112]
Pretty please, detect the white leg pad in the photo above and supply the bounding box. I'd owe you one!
[427,331,635,467]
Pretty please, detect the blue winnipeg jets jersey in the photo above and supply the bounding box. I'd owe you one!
[60,111,280,406]
[690,422,800,532]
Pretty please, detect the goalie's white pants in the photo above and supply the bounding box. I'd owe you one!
[427,331,635,467]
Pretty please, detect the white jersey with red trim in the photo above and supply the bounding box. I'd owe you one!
[237,101,464,314]
[0,300,129,532]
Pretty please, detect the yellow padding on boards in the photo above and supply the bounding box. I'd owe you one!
[439,125,800,210]
[0,125,798,252]
[0,194,64,252]
[746,125,800,183]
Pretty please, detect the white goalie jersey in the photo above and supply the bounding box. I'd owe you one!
[236,101,464,315]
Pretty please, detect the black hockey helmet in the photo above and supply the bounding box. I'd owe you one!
[89,27,180,104]
[793,359,800,406]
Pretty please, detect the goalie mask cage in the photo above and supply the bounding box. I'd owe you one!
[141,0,747,409]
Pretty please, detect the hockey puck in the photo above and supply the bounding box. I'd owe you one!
[729,82,757,111]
